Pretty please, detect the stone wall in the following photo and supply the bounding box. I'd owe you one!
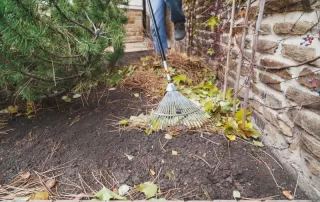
[219,0,320,200]
[125,9,143,43]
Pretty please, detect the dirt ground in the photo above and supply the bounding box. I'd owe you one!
[0,89,308,200]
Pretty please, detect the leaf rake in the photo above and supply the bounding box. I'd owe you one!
[147,0,208,131]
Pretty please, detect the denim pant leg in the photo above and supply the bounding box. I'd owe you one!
[164,0,186,24]
[150,0,168,54]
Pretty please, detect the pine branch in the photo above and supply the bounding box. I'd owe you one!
[39,47,83,58]
[1,56,84,82]
[54,4,95,35]
[37,56,86,66]
[1,56,51,82]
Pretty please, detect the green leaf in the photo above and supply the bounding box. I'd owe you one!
[233,190,241,199]
[207,48,215,55]
[173,74,187,85]
[235,109,251,122]
[220,101,232,113]
[62,96,71,102]
[73,94,81,99]
[225,88,233,101]
[245,122,253,129]
[203,100,214,112]
[110,72,122,85]
[95,187,127,201]
[182,88,192,95]
[134,93,140,98]
[253,140,264,147]
[251,129,261,139]
[135,182,158,199]
[206,16,220,30]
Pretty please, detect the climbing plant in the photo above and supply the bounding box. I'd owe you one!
[0,0,128,102]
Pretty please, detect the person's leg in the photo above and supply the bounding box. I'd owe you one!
[164,0,186,41]
[150,0,168,54]
[164,0,185,24]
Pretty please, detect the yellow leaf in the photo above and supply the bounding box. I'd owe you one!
[8,106,18,114]
[172,150,178,155]
[283,190,294,200]
[150,169,156,176]
[166,172,172,180]
[134,93,140,98]
[119,119,129,125]
[226,134,236,141]
[30,191,49,200]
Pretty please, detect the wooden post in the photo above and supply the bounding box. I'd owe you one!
[222,0,236,100]
[242,0,266,127]
[233,0,251,115]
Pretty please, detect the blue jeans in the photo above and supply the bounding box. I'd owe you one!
[150,0,185,53]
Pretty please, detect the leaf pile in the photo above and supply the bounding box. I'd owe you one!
[120,52,214,102]
[119,51,262,143]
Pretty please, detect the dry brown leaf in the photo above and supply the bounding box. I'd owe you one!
[45,178,56,189]
[29,191,49,200]
[113,188,119,195]
[283,190,294,200]
[20,171,30,179]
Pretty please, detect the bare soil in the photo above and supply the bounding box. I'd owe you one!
[0,89,308,200]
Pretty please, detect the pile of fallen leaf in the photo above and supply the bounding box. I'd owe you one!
[120,51,213,102]
[117,51,263,145]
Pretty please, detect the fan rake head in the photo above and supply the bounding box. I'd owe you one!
[148,83,208,131]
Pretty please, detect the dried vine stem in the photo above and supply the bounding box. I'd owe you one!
[242,0,266,127]
[223,0,236,100]
[233,0,251,115]
[261,55,320,70]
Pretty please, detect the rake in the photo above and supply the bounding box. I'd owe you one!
[147,0,208,131]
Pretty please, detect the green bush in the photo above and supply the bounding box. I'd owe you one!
[0,0,128,101]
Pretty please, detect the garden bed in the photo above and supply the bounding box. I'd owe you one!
[0,89,308,200]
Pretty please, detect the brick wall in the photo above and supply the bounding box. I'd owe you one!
[125,9,143,43]
[219,0,320,200]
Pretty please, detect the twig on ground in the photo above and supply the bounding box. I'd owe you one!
[34,171,55,196]
[193,154,213,168]
[79,173,95,194]
[241,195,279,200]
[98,86,109,105]
[92,171,105,187]
[294,173,299,198]
[227,140,231,162]
[258,154,284,189]
[260,149,283,169]
[201,185,212,201]
[152,167,162,184]
[174,189,197,200]
[199,134,220,145]
[159,139,167,152]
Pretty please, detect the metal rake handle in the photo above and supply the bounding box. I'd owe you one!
[147,0,171,81]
